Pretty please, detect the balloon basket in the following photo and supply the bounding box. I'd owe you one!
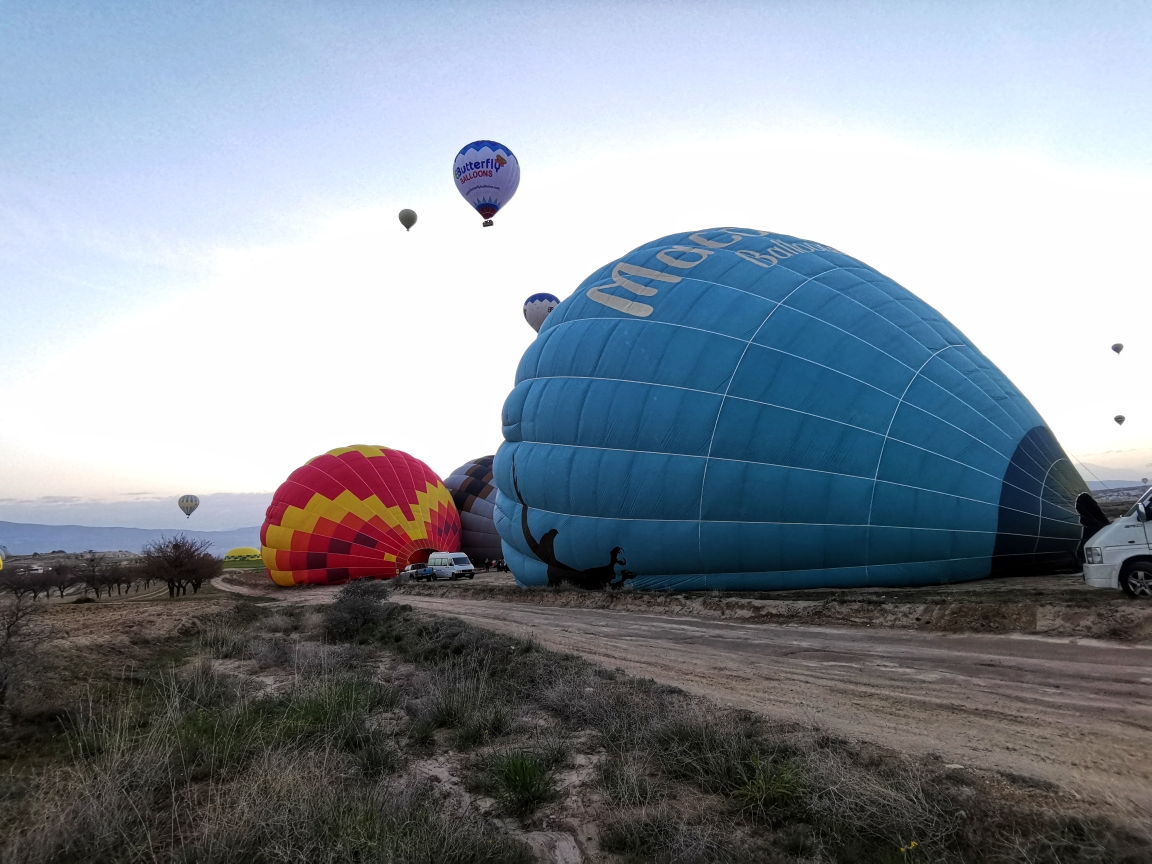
[482,219,493,227]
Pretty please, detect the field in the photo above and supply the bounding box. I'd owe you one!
[1,572,1149,862]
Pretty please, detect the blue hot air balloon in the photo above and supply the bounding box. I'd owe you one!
[523,292,560,333]
[493,228,1088,591]
[453,141,519,226]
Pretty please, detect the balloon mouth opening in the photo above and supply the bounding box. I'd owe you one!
[477,204,498,219]
[406,549,436,565]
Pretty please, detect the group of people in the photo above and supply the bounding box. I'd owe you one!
[480,557,509,573]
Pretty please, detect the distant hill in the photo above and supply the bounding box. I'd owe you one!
[0,521,261,556]
[1087,480,1148,491]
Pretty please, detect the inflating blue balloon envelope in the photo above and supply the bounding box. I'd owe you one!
[523,292,560,333]
[454,140,519,227]
[494,228,1089,591]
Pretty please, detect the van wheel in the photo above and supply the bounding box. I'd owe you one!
[1120,562,1152,598]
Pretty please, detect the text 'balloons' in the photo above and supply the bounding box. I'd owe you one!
[454,141,519,227]
[523,293,560,333]
[398,209,417,231]
[1112,343,1124,354]
[178,495,199,518]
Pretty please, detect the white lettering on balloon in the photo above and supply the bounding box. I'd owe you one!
[585,231,839,317]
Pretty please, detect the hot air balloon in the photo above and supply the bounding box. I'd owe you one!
[1112,343,1124,354]
[494,228,1088,590]
[444,456,502,562]
[399,209,417,231]
[223,547,264,570]
[523,293,560,333]
[453,141,519,227]
[178,495,199,518]
[1115,415,1126,425]
[1143,478,1149,485]
[260,445,461,586]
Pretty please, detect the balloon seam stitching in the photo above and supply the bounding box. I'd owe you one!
[864,345,964,580]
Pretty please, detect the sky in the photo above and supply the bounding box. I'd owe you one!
[1,0,1151,531]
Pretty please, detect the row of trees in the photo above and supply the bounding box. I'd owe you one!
[0,536,224,601]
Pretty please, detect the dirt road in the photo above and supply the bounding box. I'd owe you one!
[400,594,1152,817]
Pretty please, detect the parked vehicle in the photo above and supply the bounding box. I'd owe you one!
[400,562,434,582]
[1083,487,1152,598]
[427,552,475,580]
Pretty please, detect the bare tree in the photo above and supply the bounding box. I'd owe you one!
[141,535,222,598]
[48,563,76,598]
[0,593,41,708]
[0,568,40,602]
[76,554,107,598]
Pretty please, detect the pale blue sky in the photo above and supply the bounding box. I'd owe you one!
[2,1,1150,528]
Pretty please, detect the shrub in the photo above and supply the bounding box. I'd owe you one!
[597,755,662,808]
[477,750,556,815]
[324,579,392,641]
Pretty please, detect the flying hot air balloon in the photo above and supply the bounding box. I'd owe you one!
[260,445,461,586]
[1112,343,1124,354]
[1143,478,1149,485]
[1115,416,1126,425]
[453,141,519,227]
[523,293,560,333]
[178,495,199,518]
[399,209,417,231]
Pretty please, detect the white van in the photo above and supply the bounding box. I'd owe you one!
[1083,487,1152,597]
[427,552,475,581]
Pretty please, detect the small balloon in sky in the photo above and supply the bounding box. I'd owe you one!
[398,209,417,231]
[1112,343,1124,354]
[178,495,199,518]
[1114,415,1126,426]
[1143,478,1149,485]
[453,140,519,227]
[523,293,560,332]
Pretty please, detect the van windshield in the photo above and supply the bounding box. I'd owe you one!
[452,556,471,566]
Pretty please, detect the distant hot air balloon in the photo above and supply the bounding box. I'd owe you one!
[178,495,199,518]
[223,547,264,570]
[453,141,519,227]
[260,445,461,586]
[1143,478,1149,485]
[1115,415,1126,425]
[523,293,560,333]
[399,209,417,231]
[1112,343,1124,354]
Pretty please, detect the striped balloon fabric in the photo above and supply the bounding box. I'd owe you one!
[444,456,503,562]
[261,446,461,586]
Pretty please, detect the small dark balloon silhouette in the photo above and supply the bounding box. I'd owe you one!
[1112,343,1124,354]
[511,457,636,590]
[1114,415,1126,425]
[398,209,417,231]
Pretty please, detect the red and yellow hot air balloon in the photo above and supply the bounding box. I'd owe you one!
[261,445,461,586]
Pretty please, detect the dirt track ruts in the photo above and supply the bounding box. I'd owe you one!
[399,594,1152,818]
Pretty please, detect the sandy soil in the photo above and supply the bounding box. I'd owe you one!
[399,596,1152,819]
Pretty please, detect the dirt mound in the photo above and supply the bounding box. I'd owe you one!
[393,575,1152,642]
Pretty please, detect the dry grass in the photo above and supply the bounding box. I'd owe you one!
[1,589,1148,864]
